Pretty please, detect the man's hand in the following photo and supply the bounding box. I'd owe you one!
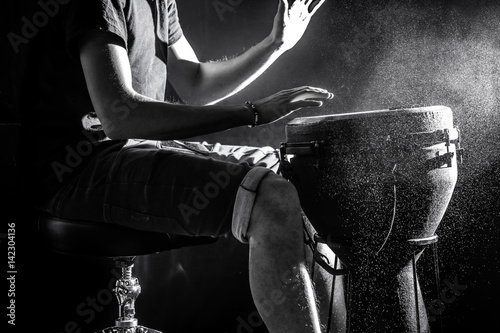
[252,86,333,125]
[270,0,327,52]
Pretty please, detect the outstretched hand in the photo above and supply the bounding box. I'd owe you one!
[270,0,327,52]
[252,86,333,125]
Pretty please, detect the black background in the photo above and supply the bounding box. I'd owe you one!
[2,0,499,332]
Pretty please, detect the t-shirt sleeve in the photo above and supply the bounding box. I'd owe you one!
[166,0,183,46]
[63,0,128,58]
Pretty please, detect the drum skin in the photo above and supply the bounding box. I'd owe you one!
[283,106,459,333]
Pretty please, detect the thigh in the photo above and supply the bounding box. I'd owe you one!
[41,140,278,237]
[162,140,280,172]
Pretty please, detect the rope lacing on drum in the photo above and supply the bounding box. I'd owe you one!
[375,163,398,255]
[301,216,344,333]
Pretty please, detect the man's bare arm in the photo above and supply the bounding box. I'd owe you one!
[79,32,254,140]
[79,31,331,141]
[168,0,327,105]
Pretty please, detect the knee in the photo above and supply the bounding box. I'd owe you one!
[258,173,301,212]
[249,173,302,234]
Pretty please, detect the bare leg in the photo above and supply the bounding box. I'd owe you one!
[246,173,321,333]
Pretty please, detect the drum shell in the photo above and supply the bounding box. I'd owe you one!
[284,106,458,264]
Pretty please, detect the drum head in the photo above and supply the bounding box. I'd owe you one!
[286,106,453,144]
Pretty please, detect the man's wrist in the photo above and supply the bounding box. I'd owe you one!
[244,101,259,128]
[264,34,287,55]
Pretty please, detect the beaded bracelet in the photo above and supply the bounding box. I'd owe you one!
[245,101,259,128]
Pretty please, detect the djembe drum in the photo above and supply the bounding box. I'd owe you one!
[280,106,463,333]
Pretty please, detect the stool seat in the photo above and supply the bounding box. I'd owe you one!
[39,214,218,333]
[39,215,217,257]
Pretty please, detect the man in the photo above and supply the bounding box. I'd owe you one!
[21,0,338,332]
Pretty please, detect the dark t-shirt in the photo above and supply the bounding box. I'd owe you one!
[20,0,183,201]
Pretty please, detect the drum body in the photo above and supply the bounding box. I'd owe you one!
[282,106,460,333]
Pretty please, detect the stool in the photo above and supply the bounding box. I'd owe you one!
[38,215,217,333]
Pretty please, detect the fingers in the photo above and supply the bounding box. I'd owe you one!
[281,0,289,12]
[309,0,327,16]
[277,0,287,19]
[290,92,331,103]
[288,86,334,102]
[291,0,326,15]
[290,99,324,110]
[286,86,333,112]
[253,86,332,125]
[284,85,331,95]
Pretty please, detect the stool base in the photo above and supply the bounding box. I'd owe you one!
[98,325,162,333]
